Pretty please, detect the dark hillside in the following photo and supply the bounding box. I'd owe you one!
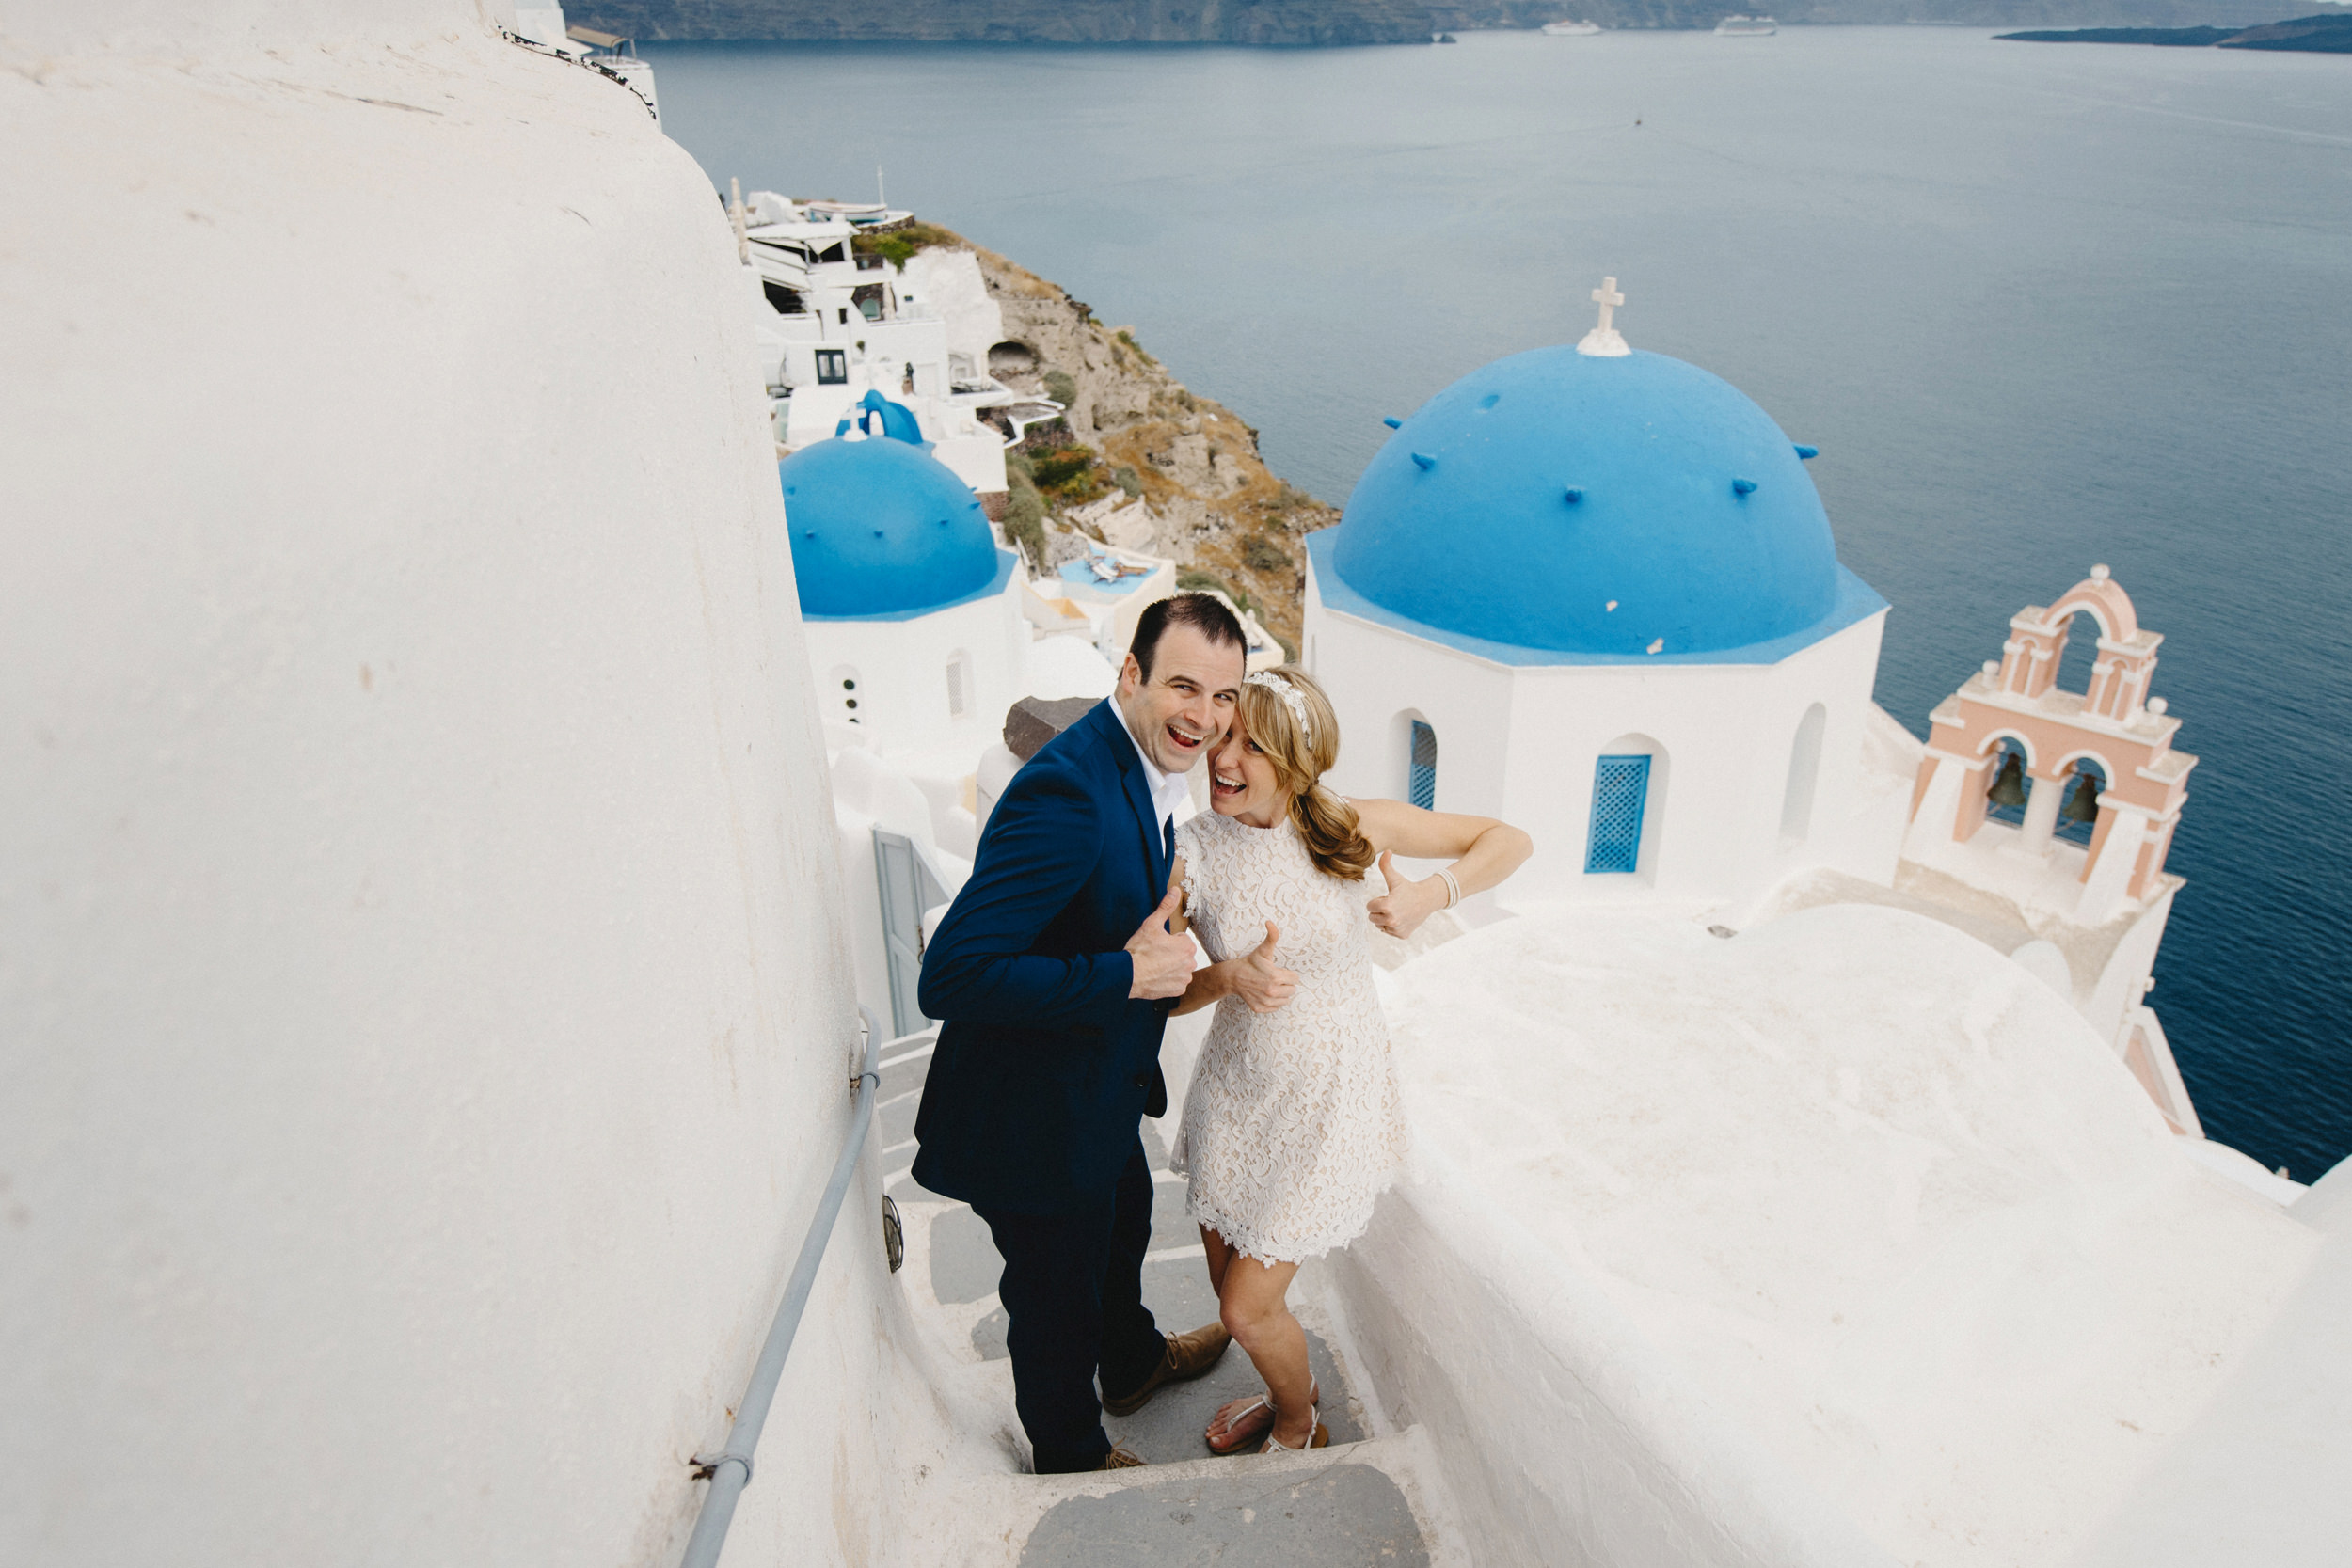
[2000,10,2352,47]
[566,0,1432,43]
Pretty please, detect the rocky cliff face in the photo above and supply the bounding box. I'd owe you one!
[943,235,1334,653]
[568,0,1431,44]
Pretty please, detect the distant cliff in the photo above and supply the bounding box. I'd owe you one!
[1434,0,2293,26]
[2000,11,2352,45]
[565,0,1432,43]
[579,0,2309,38]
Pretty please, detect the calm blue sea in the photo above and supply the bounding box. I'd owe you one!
[645,28,2352,1180]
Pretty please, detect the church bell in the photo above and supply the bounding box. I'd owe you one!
[1988,752,2027,810]
[2062,772,2103,824]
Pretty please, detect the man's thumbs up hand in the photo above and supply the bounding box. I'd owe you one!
[1232,920,1298,1014]
[1368,849,1445,940]
[1126,885,1196,1000]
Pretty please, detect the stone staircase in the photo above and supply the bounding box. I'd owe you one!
[875,1033,1455,1565]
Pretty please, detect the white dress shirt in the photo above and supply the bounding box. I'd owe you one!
[1112,697,1192,843]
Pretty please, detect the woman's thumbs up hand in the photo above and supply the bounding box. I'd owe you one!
[1367,849,1446,940]
[1232,920,1298,1014]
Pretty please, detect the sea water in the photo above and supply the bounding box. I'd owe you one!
[646,28,2352,1180]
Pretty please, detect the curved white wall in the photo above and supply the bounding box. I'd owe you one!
[2,9,930,1564]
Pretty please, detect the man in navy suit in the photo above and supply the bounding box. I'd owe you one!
[914,594,1248,1472]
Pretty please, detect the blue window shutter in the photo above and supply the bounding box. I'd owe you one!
[1585,755,1651,874]
[1408,721,1438,810]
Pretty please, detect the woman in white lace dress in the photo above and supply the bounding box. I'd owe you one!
[1168,667,1531,1454]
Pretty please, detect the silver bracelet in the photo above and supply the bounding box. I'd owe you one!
[1438,867,1461,909]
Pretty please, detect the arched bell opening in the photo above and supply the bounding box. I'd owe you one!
[1983,736,2032,828]
[2054,756,2108,847]
[2054,607,2108,697]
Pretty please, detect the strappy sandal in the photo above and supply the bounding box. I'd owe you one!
[1259,1390,1329,1455]
[1203,1379,1318,1456]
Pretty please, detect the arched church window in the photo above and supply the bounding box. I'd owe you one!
[1587,755,1652,875]
[1985,736,2030,826]
[2055,758,2106,846]
[1780,705,1826,846]
[1407,721,1438,809]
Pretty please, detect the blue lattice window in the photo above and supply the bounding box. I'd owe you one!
[1586,754,1651,875]
[1407,721,1438,810]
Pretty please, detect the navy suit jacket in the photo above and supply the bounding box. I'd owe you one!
[913,698,1175,1214]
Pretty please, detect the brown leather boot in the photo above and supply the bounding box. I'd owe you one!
[1099,1322,1232,1417]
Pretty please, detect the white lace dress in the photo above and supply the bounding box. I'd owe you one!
[1169,810,1409,1263]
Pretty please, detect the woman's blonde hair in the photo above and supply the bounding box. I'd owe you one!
[1233,665,1376,880]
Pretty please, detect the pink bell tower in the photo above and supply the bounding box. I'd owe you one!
[1900,567,2202,1134]
[1907,566,2195,909]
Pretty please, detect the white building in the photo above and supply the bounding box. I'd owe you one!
[1307,286,2221,1156]
[1308,294,1905,912]
[735,193,1020,498]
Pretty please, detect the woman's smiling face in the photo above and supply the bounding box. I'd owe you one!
[1207,712,1287,828]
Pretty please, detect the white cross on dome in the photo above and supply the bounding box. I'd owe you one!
[1578,276,1630,357]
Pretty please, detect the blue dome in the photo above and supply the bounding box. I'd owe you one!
[1329,347,1863,660]
[834,388,926,446]
[781,436,999,619]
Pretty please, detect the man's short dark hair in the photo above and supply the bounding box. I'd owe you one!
[1130,592,1245,681]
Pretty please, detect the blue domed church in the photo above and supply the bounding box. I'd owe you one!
[1308,284,1906,906]
[781,410,1024,750]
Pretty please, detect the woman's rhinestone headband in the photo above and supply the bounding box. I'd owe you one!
[1244,670,1311,742]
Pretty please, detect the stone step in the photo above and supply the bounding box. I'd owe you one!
[882,1034,1453,1563]
[1013,1434,1438,1567]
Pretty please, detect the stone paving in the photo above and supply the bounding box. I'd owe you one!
[876,1035,1434,1563]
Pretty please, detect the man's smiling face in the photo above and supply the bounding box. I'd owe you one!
[1116,623,1245,774]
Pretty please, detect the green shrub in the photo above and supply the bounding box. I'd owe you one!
[1116,329,1157,368]
[850,221,958,269]
[1242,534,1291,573]
[1003,484,1046,566]
[1042,370,1078,407]
[1176,568,1228,596]
[1111,466,1143,499]
[1030,446,1096,492]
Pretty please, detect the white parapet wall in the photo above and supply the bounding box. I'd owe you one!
[0,6,942,1564]
[1342,899,2327,1568]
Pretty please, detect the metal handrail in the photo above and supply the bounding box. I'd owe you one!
[677,1005,896,1568]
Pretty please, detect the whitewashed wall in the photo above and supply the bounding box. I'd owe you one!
[0,6,937,1563]
[803,574,1029,753]
[1309,560,1892,911]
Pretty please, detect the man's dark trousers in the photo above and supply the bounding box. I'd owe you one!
[975,1139,1164,1473]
